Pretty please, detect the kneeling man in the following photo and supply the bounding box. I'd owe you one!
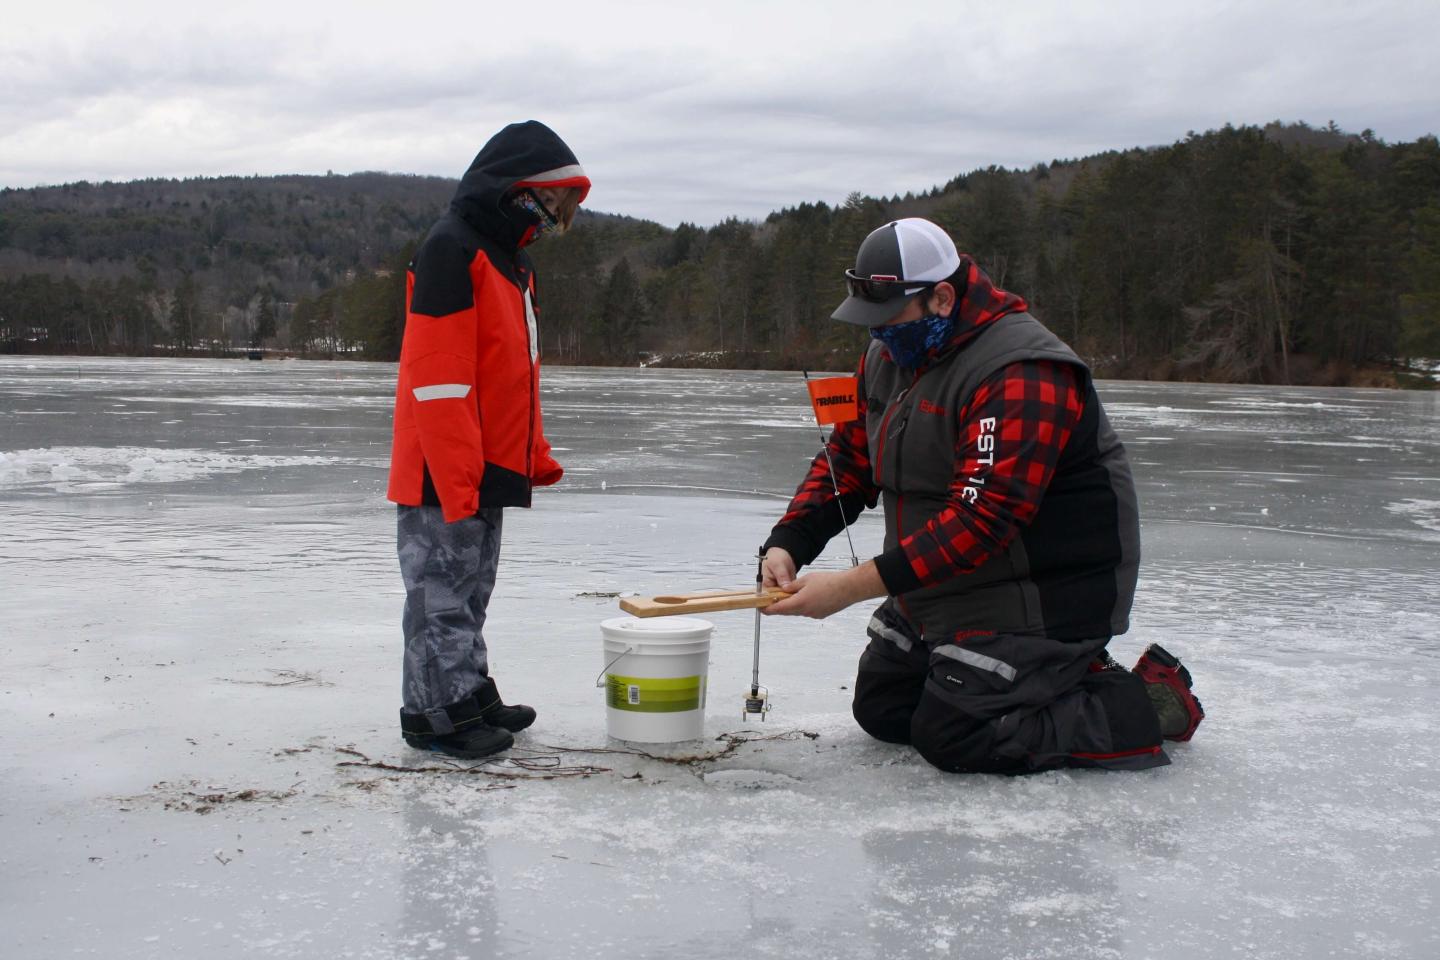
[763,218,1203,773]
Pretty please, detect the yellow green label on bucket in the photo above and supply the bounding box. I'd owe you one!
[606,674,704,713]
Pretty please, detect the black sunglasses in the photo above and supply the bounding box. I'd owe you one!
[844,269,936,303]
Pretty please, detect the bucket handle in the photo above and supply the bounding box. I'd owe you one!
[595,645,635,687]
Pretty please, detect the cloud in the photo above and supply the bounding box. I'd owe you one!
[2,0,1437,225]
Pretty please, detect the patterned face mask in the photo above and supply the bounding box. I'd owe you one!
[510,188,563,241]
[869,310,955,368]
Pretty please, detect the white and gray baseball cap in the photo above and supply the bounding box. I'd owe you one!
[832,218,963,327]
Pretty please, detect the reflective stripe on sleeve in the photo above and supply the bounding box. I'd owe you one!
[413,383,472,402]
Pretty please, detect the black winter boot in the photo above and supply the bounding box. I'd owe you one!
[400,695,514,759]
[476,677,536,733]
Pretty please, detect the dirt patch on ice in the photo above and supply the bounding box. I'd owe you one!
[332,729,822,785]
[115,780,299,815]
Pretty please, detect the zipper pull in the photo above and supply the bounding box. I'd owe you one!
[887,381,917,439]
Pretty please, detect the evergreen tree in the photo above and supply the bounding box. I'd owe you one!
[1399,201,1440,362]
[594,258,647,363]
[254,289,278,346]
[169,271,198,353]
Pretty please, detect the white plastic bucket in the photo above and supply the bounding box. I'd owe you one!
[599,616,713,743]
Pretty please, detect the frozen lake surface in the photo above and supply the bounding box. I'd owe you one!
[2,356,1438,959]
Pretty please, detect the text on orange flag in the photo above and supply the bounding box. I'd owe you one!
[806,376,860,425]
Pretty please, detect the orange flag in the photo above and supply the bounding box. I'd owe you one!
[806,375,860,425]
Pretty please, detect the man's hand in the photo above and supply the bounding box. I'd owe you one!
[764,560,887,620]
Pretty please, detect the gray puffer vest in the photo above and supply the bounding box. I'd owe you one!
[864,311,1139,643]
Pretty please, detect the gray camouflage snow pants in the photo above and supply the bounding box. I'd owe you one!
[397,504,503,714]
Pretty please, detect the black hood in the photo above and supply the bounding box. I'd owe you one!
[449,121,590,249]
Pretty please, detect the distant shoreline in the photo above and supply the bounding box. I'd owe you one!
[4,349,1436,390]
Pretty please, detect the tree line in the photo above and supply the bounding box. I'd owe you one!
[2,122,1437,385]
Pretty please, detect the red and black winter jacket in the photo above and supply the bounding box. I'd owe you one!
[387,121,590,522]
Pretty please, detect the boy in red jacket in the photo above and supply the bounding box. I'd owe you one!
[387,121,590,758]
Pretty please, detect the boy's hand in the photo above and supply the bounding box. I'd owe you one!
[761,547,797,589]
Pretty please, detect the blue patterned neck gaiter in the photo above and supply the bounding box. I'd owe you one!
[510,188,563,242]
[869,312,955,368]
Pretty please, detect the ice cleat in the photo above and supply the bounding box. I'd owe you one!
[1132,643,1204,742]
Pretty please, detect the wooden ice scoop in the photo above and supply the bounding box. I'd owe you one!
[619,587,791,618]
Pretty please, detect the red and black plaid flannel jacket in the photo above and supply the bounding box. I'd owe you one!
[772,274,1085,596]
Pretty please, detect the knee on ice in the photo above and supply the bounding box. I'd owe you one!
[910,717,1018,774]
[851,696,914,746]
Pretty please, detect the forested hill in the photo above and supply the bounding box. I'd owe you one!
[3,121,1438,386]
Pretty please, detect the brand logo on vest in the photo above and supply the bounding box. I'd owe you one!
[919,398,946,416]
[961,416,998,504]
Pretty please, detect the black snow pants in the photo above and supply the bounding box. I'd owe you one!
[853,602,1168,773]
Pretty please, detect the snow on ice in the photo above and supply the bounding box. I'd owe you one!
[1,357,1438,959]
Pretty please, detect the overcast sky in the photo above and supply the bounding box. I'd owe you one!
[3,0,1437,226]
